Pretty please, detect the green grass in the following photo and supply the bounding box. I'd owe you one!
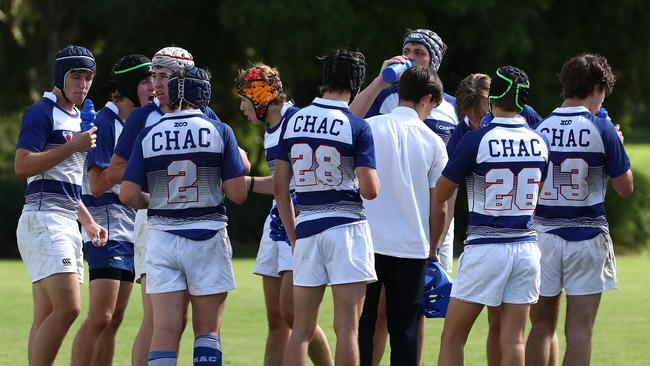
[1,255,650,365]
[627,144,650,175]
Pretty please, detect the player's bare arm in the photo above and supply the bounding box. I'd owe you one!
[356,166,380,200]
[106,154,127,186]
[14,126,97,179]
[239,147,251,174]
[119,180,149,209]
[429,187,448,261]
[272,159,296,246]
[87,165,113,198]
[349,56,406,118]
[434,176,458,203]
[223,175,247,204]
[77,200,108,247]
[245,175,274,195]
[612,169,634,198]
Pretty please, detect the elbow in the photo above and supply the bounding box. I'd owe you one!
[361,185,379,200]
[617,185,634,199]
[90,185,105,198]
[14,168,28,180]
[229,192,247,205]
[118,190,133,207]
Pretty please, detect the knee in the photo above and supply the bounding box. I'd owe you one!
[89,311,114,331]
[440,327,468,346]
[267,313,290,334]
[334,319,358,340]
[566,326,593,345]
[109,308,126,330]
[531,316,559,336]
[488,318,501,335]
[280,306,294,328]
[57,303,81,324]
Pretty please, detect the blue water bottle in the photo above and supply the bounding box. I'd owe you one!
[382,60,413,83]
[80,99,96,132]
[596,107,612,123]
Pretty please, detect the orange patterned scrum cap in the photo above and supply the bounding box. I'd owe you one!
[235,65,283,121]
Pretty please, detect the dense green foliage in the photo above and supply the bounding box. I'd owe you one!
[1,0,648,254]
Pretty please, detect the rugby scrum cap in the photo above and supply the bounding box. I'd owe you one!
[422,259,453,318]
[321,49,366,101]
[488,65,530,112]
[235,65,284,121]
[152,46,194,72]
[112,54,153,107]
[169,66,211,111]
[54,45,96,91]
[403,29,446,72]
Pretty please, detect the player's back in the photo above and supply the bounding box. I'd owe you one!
[444,116,549,245]
[280,97,375,238]
[534,106,630,240]
[136,110,239,231]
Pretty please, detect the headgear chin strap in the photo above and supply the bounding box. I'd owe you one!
[488,66,530,113]
[168,67,211,111]
[235,65,284,121]
[403,29,446,72]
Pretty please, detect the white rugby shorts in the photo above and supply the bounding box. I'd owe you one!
[439,219,454,273]
[293,221,377,287]
[17,211,84,283]
[451,242,541,306]
[538,232,617,297]
[253,215,294,277]
[133,209,149,283]
[145,228,235,296]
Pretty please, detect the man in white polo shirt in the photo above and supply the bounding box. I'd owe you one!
[358,66,448,365]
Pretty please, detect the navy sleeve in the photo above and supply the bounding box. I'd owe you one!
[16,104,51,152]
[601,119,631,178]
[353,121,376,169]
[365,86,396,118]
[122,133,146,186]
[219,124,246,180]
[441,132,480,184]
[87,115,114,170]
[521,105,543,127]
[276,117,291,163]
[114,109,145,160]
[204,107,219,121]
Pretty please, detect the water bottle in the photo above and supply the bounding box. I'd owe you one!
[80,99,96,132]
[381,60,413,83]
[596,107,612,124]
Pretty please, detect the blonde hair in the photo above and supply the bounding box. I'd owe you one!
[455,73,491,123]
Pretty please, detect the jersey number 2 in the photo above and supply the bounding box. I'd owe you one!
[167,160,198,203]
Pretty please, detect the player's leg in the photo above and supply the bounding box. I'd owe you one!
[132,275,154,366]
[71,276,121,365]
[417,314,425,366]
[437,299,484,366]
[525,294,561,366]
[370,286,388,366]
[359,275,383,366]
[28,282,53,364]
[279,270,333,366]
[487,306,501,366]
[261,275,288,366]
[284,285,326,366]
[562,294,601,366]
[498,303,529,366]
[149,291,185,362]
[30,273,81,366]
[93,276,133,366]
[332,281,367,365]
[191,292,228,365]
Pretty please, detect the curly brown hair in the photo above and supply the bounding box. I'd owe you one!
[560,54,616,99]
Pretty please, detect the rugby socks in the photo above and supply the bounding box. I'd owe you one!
[193,334,222,365]
[148,351,177,365]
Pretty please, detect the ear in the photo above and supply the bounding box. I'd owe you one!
[419,93,433,106]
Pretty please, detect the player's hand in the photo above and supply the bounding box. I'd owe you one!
[614,124,625,144]
[70,126,97,152]
[378,55,409,83]
[428,246,440,263]
[84,222,108,247]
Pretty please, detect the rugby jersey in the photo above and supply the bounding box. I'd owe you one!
[534,106,630,240]
[278,97,376,239]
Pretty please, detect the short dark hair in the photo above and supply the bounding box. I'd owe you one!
[397,66,443,105]
[559,53,616,99]
[489,65,529,113]
[320,49,366,97]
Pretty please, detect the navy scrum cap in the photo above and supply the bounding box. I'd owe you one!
[169,66,211,111]
[53,45,96,90]
[403,29,446,72]
[112,54,153,107]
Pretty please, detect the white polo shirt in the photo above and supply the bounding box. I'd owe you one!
[364,106,448,258]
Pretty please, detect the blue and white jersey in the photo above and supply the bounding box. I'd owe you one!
[265,103,299,178]
[114,98,220,161]
[534,106,631,241]
[366,85,458,144]
[278,97,376,239]
[16,92,85,218]
[123,109,245,240]
[81,102,136,259]
[449,105,544,158]
[442,116,549,246]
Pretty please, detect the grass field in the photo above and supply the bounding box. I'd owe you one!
[1,254,649,365]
